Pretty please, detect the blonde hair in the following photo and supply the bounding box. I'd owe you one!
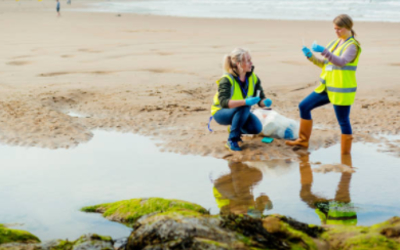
[333,14,361,45]
[223,48,250,77]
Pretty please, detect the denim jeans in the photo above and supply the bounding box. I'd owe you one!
[213,106,262,142]
[299,91,352,135]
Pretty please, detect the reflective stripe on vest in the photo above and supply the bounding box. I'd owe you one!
[331,65,357,71]
[327,87,357,93]
[320,78,326,84]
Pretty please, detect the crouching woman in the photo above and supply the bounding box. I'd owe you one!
[210,48,272,151]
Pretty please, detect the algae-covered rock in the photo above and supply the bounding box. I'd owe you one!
[127,212,325,250]
[126,212,241,250]
[0,234,113,250]
[321,216,400,250]
[0,224,40,245]
[71,234,113,250]
[81,197,208,225]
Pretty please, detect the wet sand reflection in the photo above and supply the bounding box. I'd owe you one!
[213,161,273,218]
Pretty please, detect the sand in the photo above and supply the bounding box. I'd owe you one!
[0,0,399,161]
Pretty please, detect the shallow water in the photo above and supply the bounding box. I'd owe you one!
[1,131,399,241]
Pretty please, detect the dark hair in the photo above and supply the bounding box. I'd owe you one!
[333,14,361,45]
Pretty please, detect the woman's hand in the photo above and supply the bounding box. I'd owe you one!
[263,98,272,107]
[311,42,325,53]
[302,46,312,58]
[245,97,261,106]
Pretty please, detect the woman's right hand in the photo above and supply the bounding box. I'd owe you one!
[245,97,261,106]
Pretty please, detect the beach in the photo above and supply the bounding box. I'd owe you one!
[0,0,399,161]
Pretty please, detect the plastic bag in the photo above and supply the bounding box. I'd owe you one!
[252,109,299,139]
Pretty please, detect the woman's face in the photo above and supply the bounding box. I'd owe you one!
[334,24,350,39]
[240,53,253,73]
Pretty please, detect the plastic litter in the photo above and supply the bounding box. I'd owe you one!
[253,109,299,140]
[262,137,274,144]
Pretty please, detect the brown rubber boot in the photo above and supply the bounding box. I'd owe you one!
[341,134,353,155]
[285,119,313,148]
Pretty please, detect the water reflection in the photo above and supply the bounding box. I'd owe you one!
[299,154,357,225]
[213,161,273,218]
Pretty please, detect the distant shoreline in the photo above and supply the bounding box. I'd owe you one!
[69,0,400,23]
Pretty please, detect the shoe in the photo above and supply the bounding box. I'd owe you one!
[227,126,243,143]
[341,134,353,155]
[285,119,313,148]
[225,140,242,151]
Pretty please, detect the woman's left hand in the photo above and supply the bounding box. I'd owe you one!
[263,98,272,107]
[311,42,325,53]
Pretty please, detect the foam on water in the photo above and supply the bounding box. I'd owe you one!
[76,0,400,22]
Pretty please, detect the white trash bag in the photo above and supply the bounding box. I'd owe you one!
[253,109,299,140]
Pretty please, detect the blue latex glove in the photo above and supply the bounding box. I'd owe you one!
[245,97,260,106]
[312,42,325,53]
[302,46,312,58]
[263,98,272,107]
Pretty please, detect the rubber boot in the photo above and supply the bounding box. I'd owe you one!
[285,119,313,148]
[336,154,353,203]
[341,134,353,155]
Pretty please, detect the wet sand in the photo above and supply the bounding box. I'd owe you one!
[0,0,399,161]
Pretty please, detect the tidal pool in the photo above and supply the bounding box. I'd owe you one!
[0,131,399,241]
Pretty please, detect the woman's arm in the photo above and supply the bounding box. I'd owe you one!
[308,55,325,68]
[322,44,358,67]
[228,100,246,108]
[218,78,246,109]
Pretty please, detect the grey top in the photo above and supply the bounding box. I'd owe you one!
[309,40,358,68]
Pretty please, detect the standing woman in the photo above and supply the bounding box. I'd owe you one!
[286,14,361,155]
[211,48,272,151]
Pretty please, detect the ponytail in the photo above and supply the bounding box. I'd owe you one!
[222,48,250,77]
[351,29,361,45]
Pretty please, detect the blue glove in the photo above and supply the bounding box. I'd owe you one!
[245,97,260,106]
[311,42,325,53]
[302,46,312,58]
[263,98,272,107]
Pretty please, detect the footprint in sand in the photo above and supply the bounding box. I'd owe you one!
[38,71,114,77]
[6,61,31,66]
[389,63,400,66]
[156,52,174,56]
[12,55,31,59]
[139,68,197,76]
[78,48,102,53]
[61,55,74,58]
[281,61,308,66]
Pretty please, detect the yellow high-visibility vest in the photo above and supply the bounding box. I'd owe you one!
[314,37,361,105]
[210,73,258,115]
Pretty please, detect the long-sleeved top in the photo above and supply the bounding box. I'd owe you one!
[309,40,358,68]
[217,67,266,109]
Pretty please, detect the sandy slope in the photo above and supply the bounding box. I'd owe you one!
[0,0,399,161]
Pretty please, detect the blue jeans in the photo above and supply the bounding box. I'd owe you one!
[213,106,262,142]
[299,91,352,135]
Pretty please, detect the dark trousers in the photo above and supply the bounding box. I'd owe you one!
[214,106,262,142]
[299,91,352,135]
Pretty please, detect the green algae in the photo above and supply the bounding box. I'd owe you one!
[193,238,230,249]
[81,197,208,224]
[48,240,75,250]
[321,222,400,250]
[0,224,40,244]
